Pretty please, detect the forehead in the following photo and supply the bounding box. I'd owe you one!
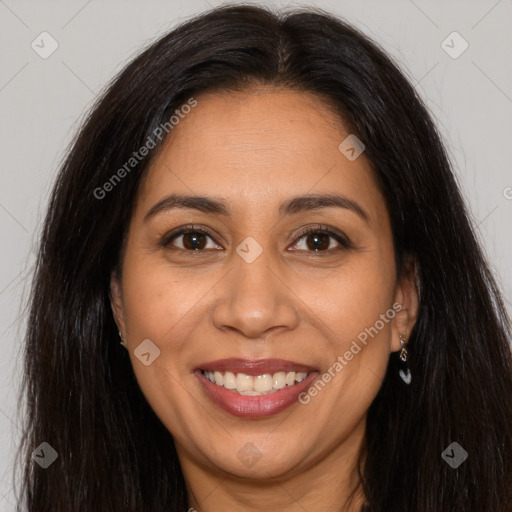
[136,87,386,224]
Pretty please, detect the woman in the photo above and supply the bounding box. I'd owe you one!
[17,4,512,511]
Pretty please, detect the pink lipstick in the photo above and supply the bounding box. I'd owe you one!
[194,358,319,418]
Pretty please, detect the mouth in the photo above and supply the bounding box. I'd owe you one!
[194,358,319,417]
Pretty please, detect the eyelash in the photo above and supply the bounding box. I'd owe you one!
[159,223,353,255]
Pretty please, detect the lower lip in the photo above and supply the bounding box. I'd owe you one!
[196,371,319,418]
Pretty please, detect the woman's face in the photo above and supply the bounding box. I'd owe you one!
[111,87,417,487]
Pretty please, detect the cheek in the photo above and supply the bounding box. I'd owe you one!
[119,254,202,436]
[120,253,208,344]
[296,250,396,414]
[303,251,395,349]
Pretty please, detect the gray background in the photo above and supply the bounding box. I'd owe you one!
[1,0,511,508]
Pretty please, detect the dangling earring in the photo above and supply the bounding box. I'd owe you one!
[119,331,127,349]
[398,332,411,385]
[399,332,408,362]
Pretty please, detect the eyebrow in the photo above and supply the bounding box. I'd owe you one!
[144,192,370,224]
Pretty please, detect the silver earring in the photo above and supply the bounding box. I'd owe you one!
[399,332,408,362]
[398,332,411,385]
[118,331,127,349]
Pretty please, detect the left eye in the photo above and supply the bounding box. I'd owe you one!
[289,228,350,252]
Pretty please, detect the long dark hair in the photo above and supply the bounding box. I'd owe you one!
[16,4,512,511]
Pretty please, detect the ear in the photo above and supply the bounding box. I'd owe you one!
[390,255,420,352]
[109,270,126,337]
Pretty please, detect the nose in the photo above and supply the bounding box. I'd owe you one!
[212,249,300,340]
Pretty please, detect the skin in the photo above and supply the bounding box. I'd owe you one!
[110,86,419,511]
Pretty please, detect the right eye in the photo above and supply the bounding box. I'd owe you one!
[160,225,223,252]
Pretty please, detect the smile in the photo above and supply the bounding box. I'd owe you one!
[195,358,319,417]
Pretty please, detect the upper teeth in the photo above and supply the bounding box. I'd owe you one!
[203,371,308,395]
